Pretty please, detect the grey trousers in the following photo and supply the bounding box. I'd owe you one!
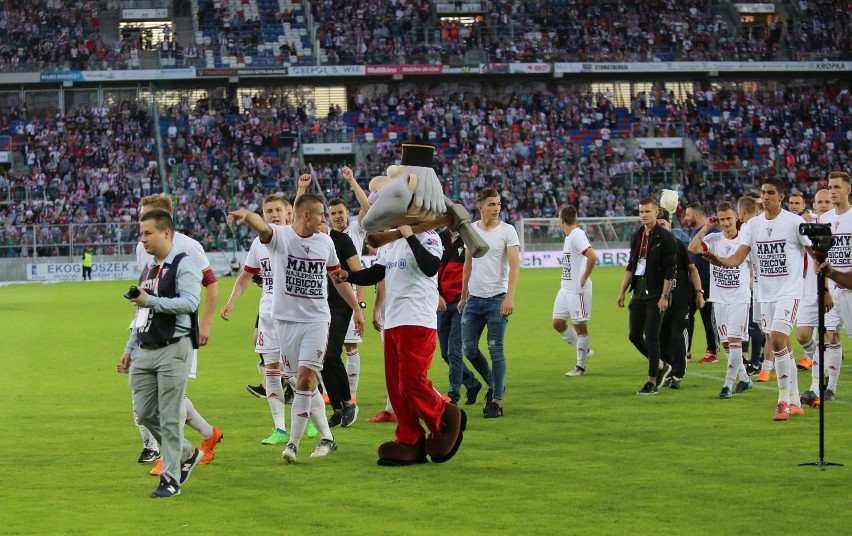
[130,337,193,482]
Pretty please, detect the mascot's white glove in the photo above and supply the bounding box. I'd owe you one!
[412,168,446,214]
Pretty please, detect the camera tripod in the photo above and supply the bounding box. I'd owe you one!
[799,261,843,470]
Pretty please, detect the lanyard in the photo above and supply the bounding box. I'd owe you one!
[145,262,165,284]
[639,230,649,258]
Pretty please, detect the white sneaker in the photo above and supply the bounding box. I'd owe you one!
[282,443,297,464]
[310,438,338,458]
[566,366,585,377]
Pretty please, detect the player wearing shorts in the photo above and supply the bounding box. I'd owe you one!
[228,194,365,463]
[130,195,223,474]
[703,179,813,421]
[552,205,598,377]
[793,189,833,373]
[221,195,307,445]
[802,173,852,406]
[689,202,753,398]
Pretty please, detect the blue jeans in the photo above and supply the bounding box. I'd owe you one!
[461,294,508,400]
[437,301,491,403]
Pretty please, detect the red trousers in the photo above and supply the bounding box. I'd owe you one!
[384,326,444,445]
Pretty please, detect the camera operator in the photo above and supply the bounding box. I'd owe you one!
[803,172,852,406]
[702,178,812,421]
[118,208,203,498]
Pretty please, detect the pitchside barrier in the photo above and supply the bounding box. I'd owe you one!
[0,217,660,282]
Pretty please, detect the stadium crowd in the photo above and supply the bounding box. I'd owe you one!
[3,82,852,256]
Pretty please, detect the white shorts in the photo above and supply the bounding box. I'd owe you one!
[760,298,801,336]
[344,316,362,344]
[713,302,749,341]
[275,319,330,374]
[827,286,852,335]
[255,315,281,355]
[552,289,592,323]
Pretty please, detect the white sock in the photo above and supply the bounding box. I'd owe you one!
[385,396,394,414]
[788,353,800,405]
[576,334,590,368]
[801,337,817,360]
[774,348,792,404]
[183,396,214,439]
[826,342,843,391]
[289,390,313,449]
[346,349,361,401]
[136,417,159,450]
[560,324,578,346]
[809,346,822,392]
[310,390,333,441]
[725,343,742,388]
[762,359,775,373]
[265,367,287,432]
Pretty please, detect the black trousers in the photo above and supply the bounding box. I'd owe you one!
[688,296,716,353]
[661,305,690,379]
[82,266,92,280]
[321,306,353,409]
[628,298,665,378]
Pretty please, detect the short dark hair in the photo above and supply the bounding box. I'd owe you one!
[686,203,704,215]
[761,177,785,195]
[477,188,500,203]
[789,191,805,200]
[638,197,658,207]
[140,208,173,233]
[328,198,347,209]
[746,191,761,200]
[560,205,578,225]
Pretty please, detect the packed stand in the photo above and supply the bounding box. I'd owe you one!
[478,0,781,63]
[785,0,852,60]
[311,0,438,65]
[0,100,158,257]
[0,1,112,72]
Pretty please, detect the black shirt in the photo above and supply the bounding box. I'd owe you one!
[670,240,696,310]
[327,229,358,310]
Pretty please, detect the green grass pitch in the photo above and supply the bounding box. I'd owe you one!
[1,267,850,535]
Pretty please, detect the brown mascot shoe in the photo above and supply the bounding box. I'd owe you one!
[377,436,428,466]
[425,403,467,463]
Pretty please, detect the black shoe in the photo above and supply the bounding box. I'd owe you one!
[483,401,503,418]
[482,389,494,413]
[341,402,359,427]
[719,386,732,399]
[465,382,483,406]
[150,474,180,498]
[668,377,681,390]
[746,363,761,376]
[656,363,673,387]
[284,384,295,404]
[824,388,837,402]
[327,409,342,428]
[138,448,160,463]
[179,448,203,485]
[246,384,266,398]
[636,382,658,395]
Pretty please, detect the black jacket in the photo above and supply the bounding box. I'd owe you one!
[626,224,677,299]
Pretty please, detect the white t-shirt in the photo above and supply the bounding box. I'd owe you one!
[560,227,592,293]
[344,218,367,255]
[819,207,852,274]
[738,210,810,301]
[136,231,211,272]
[703,232,750,304]
[375,230,442,330]
[263,224,340,323]
[468,220,520,298]
[243,237,273,318]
